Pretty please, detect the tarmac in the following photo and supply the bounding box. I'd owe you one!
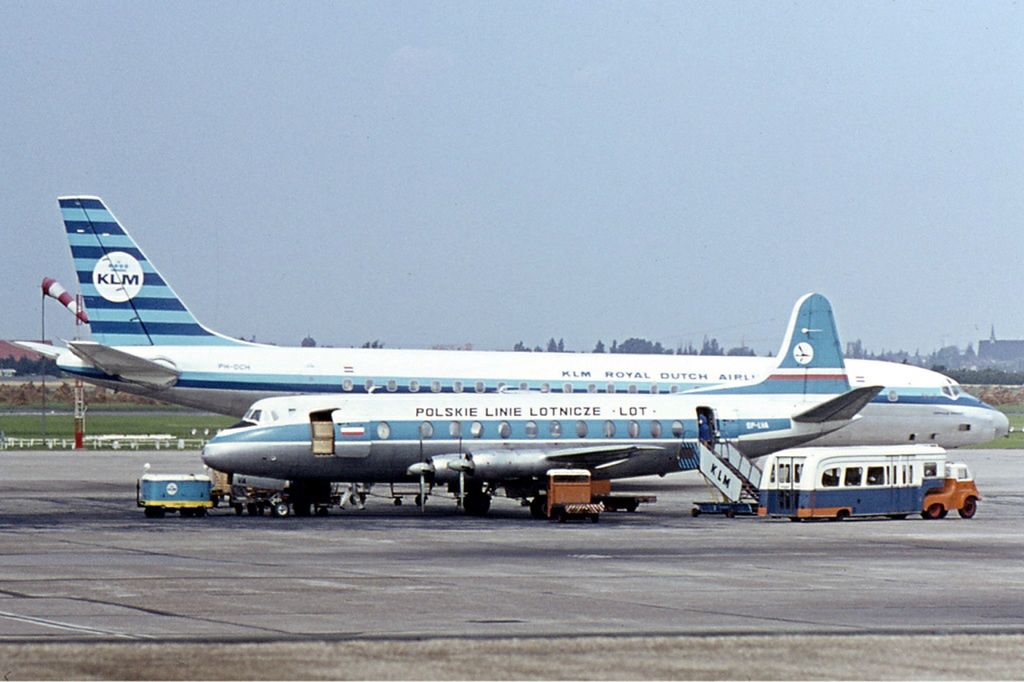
[0,448,1022,679]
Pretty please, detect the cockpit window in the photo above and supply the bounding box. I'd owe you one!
[250,409,262,422]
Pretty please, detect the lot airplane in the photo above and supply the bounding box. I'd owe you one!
[202,293,883,515]
[19,196,1008,448]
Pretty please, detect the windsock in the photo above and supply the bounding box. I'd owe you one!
[41,277,89,324]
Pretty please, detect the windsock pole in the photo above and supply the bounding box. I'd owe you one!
[40,278,90,449]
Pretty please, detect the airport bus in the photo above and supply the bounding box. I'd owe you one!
[757,445,980,521]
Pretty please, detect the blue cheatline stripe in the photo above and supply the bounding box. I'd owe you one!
[84,309,200,324]
[76,270,168,287]
[80,283,179,299]
[71,245,146,260]
[84,296,187,311]
[87,321,213,336]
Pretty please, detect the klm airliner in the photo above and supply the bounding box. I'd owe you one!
[18,196,1008,448]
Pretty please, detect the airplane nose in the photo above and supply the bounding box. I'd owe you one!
[201,441,232,472]
[993,410,1010,439]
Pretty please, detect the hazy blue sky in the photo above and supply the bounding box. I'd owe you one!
[2,2,1021,355]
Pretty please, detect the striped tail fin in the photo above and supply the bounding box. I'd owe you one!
[693,293,850,396]
[59,196,247,347]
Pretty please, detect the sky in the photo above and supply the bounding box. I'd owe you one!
[1,1,1021,355]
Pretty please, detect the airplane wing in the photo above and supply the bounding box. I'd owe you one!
[542,444,665,468]
[792,385,884,423]
[66,340,180,389]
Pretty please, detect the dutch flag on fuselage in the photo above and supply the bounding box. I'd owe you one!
[59,196,246,347]
[692,293,850,396]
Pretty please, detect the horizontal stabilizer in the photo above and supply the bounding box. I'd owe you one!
[67,340,180,389]
[10,341,63,360]
[792,385,883,423]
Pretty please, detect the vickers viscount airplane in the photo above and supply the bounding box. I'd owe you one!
[202,293,881,516]
[19,196,1008,448]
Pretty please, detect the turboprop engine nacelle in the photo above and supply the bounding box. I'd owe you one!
[428,451,554,483]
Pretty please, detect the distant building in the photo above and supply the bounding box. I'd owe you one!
[977,326,1024,369]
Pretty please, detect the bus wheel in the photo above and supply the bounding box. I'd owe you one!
[835,509,849,521]
[530,496,548,520]
[690,508,700,517]
[958,497,978,519]
[923,503,945,519]
[724,509,736,519]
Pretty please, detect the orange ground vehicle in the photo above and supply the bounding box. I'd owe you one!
[546,469,604,523]
[922,461,981,519]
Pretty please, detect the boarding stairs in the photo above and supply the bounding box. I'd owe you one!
[696,440,762,503]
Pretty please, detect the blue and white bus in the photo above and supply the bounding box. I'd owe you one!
[758,445,980,520]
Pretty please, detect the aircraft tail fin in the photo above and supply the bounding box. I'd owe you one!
[692,293,850,396]
[59,196,247,347]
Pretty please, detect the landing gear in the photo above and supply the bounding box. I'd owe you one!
[463,491,491,516]
[529,495,548,520]
[271,501,290,517]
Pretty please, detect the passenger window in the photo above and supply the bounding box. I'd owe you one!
[453,381,463,394]
[650,384,659,394]
[549,421,562,438]
[470,421,484,438]
[342,379,353,392]
[670,385,680,394]
[474,381,485,393]
[562,383,572,393]
[541,383,550,393]
[376,422,391,440]
[419,421,433,439]
[671,420,684,438]
[364,379,375,391]
[628,421,640,438]
[525,421,538,438]
[498,421,511,438]
[650,421,662,438]
[866,466,884,485]
[386,379,397,392]
[628,384,637,394]
[587,384,597,393]
[449,421,461,438]
[821,468,839,487]
[575,420,588,438]
[409,380,420,393]
[606,383,616,394]
[603,420,616,438]
[496,382,507,392]
[844,467,863,486]
[431,381,441,393]
[519,382,529,391]
[924,462,938,477]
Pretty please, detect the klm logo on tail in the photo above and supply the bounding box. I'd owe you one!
[60,196,245,347]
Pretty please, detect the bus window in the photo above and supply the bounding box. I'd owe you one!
[866,466,884,485]
[924,462,938,477]
[778,464,790,484]
[768,464,775,484]
[821,468,840,487]
[844,467,863,487]
[794,463,803,483]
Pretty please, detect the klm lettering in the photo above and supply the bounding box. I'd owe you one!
[96,272,141,286]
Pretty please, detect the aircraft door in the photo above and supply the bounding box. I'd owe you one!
[696,406,716,448]
[310,409,335,457]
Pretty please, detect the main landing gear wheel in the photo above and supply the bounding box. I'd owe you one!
[958,497,978,519]
[463,492,491,516]
[530,496,548,520]
[271,501,290,518]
